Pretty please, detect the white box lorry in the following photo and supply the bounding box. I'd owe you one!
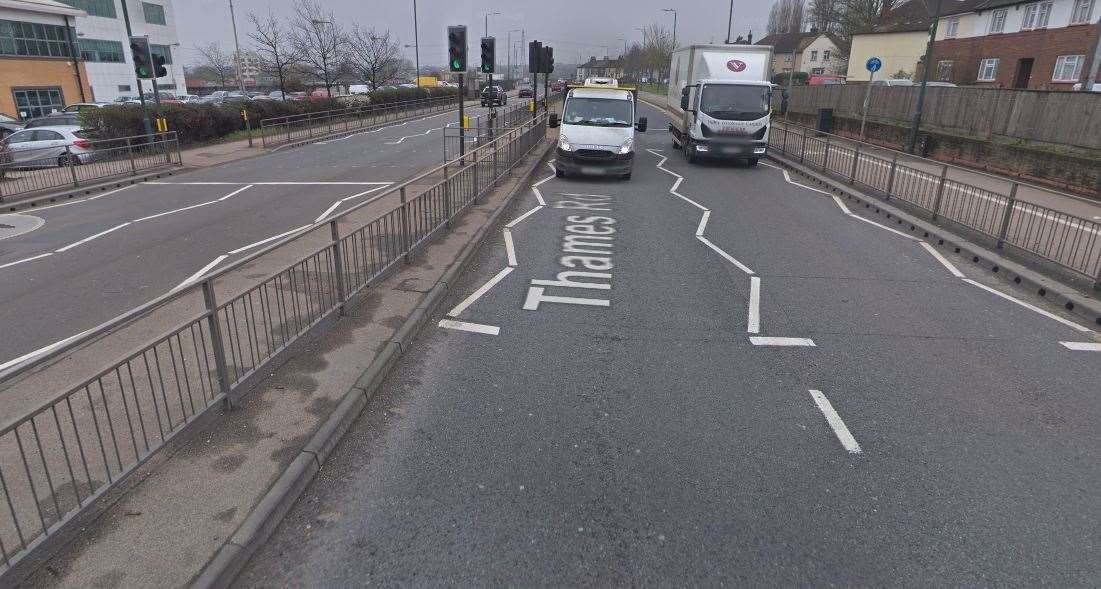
[667,44,787,166]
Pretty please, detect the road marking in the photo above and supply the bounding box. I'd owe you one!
[531,168,556,205]
[315,202,343,223]
[217,185,254,201]
[749,336,816,347]
[808,390,863,454]
[55,222,130,252]
[503,229,518,266]
[32,184,137,211]
[747,276,762,334]
[0,327,94,373]
[919,242,966,278]
[522,287,611,310]
[695,210,710,236]
[448,266,515,317]
[176,255,229,289]
[438,319,500,335]
[384,127,440,145]
[760,161,833,196]
[506,205,544,228]
[313,184,392,223]
[847,214,920,240]
[1060,342,1101,351]
[132,199,218,222]
[0,252,53,270]
[144,181,391,186]
[962,278,1091,333]
[228,225,312,255]
[831,195,853,215]
[697,236,754,275]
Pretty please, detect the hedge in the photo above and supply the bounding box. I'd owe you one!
[79,86,458,146]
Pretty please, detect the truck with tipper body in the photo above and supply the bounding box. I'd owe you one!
[667,44,787,166]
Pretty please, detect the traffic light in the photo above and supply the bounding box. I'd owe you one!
[130,36,152,79]
[543,46,554,74]
[448,25,467,73]
[528,40,542,74]
[480,37,495,74]
[153,54,168,78]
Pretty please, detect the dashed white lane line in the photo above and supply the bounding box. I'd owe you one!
[438,319,500,336]
[55,222,130,252]
[447,267,515,317]
[1060,342,1101,351]
[228,225,312,255]
[0,327,93,373]
[831,195,853,215]
[503,229,518,267]
[749,336,817,347]
[962,278,1092,333]
[747,276,762,334]
[808,389,863,454]
[505,205,544,228]
[0,252,53,270]
[695,210,710,236]
[697,236,755,275]
[176,254,229,289]
[918,242,966,278]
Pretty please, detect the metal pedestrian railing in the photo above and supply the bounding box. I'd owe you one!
[768,123,1101,289]
[0,112,549,578]
[258,96,458,149]
[0,133,180,203]
[444,94,563,161]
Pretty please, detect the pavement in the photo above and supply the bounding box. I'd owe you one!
[237,100,1101,586]
[0,99,506,382]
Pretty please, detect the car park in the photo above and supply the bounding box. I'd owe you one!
[0,125,96,167]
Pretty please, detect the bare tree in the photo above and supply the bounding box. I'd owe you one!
[193,42,234,89]
[248,10,302,99]
[767,0,806,34]
[807,0,843,34]
[839,0,888,38]
[291,0,346,98]
[642,24,675,81]
[345,26,403,91]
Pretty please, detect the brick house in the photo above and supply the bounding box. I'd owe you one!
[932,0,1100,90]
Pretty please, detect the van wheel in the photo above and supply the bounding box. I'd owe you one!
[685,143,698,164]
[621,172,632,180]
[747,157,759,167]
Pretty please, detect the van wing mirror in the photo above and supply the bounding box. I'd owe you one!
[636,117,648,132]
[680,95,690,110]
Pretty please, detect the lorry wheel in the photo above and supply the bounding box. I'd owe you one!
[686,143,698,164]
[621,172,632,180]
[747,158,759,167]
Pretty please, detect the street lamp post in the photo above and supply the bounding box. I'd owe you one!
[412,0,420,87]
[635,27,647,83]
[507,29,520,81]
[908,0,944,154]
[228,0,246,95]
[726,0,735,44]
[662,8,677,49]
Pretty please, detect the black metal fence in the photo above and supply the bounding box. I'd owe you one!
[258,96,458,149]
[0,113,549,579]
[769,123,1101,288]
[0,133,180,203]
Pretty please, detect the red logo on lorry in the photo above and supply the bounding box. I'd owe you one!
[727,59,747,72]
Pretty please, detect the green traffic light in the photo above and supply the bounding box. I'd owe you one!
[452,60,461,70]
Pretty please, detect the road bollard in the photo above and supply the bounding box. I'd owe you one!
[996,182,1019,249]
[202,280,235,409]
[930,164,950,220]
[330,220,347,313]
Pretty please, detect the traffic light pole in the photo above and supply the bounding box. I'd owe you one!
[118,0,153,136]
[145,40,162,107]
[458,73,465,164]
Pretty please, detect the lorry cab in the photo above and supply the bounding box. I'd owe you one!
[549,86,647,180]
[677,79,777,164]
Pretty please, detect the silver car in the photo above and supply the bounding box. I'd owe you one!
[1,125,97,168]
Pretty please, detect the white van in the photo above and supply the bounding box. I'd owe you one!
[549,86,647,180]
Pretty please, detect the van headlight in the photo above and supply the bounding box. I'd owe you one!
[558,135,572,152]
[619,137,634,154]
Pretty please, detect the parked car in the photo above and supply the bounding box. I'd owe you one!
[0,126,96,167]
[0,120,23,141]
[550,82,566,92]
[518,87,534,98]
[398,83,417,89]
[809,75,846,85]
[289,92,308,101]
[24,113,82,128]
[177,94,202,103]
[481,85,507,107]
[62,102,110,113]
[870,79,913,87]
[0,143,12,179]
[267,90,288,100]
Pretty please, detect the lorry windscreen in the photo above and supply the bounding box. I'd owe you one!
[563,97,633,127]
[700,85,770,121]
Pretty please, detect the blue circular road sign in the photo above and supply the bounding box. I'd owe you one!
[866,57,883,73]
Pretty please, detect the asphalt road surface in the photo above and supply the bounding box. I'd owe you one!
[239,102,1101,586]
[0,101,506,373]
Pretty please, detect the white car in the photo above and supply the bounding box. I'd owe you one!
[0,125,96,167]
[62,102,111,113]
[871,79,914,86]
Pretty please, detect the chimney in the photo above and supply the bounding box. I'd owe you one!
[748,30,753,44]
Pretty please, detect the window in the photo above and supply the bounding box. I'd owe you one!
[978,58,999,81]
[0,20,74,58]
[823,50,831,61]
[1022,2,1053,29]
[33,130,64,141]
[945,17,960,38]
[78,38,124,63]
[12,88,64,119]
[117,84,131,92]
[1053,55,1085,82]
[1072,0,1095,24]
[937,60,954,81]
[150,44,172,64]
[58,0,116,19]
[989,8,1008,33]
[810,50,818,62]
[812,67,825,75]
[142,2,167,26]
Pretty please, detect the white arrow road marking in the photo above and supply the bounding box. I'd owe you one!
[1060,342,1101,351]
[438,319,500,336]
[809,389,863,454]
[749,337,817,347]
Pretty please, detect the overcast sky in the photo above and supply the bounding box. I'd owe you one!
[176,0,774,67]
